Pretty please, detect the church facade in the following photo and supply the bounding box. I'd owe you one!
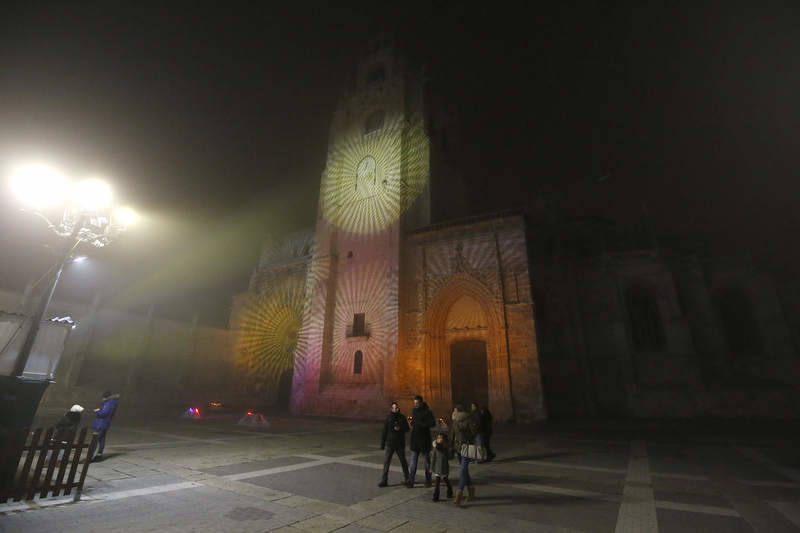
[284,37,546,423]
[232,38,800,421]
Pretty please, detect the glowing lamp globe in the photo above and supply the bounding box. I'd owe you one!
[9,164,68,209]
[113,207,138,227]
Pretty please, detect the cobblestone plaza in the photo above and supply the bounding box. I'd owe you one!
[2,413,798,532]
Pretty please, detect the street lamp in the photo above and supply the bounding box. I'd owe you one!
[7,163,136,379]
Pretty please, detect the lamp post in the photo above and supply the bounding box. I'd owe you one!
[2,164,136,429]
[11,215,84,378]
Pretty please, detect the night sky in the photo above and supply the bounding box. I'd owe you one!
[1,1,798,325]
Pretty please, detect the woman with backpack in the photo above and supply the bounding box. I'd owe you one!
[449,404,482,506]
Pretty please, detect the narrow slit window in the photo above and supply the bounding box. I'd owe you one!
[353,313,366,337]
[353,350,363,374]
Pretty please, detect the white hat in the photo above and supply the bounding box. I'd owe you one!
[70,404,84,413]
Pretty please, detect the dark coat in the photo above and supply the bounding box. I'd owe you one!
[54,411,81,442]
[409,402,435,453]
[478,407,493,436]
[380,411,409,449]
[92,395,119,432]
[430,440,453,477]
[449,410,479,450]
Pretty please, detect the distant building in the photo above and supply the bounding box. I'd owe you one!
[233,37,800,420]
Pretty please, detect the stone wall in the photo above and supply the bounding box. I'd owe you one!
[403,213,546,423]
[0,288,235,415]
[286,212,547,422]
[229,256,309,409]
[531,241,800,419]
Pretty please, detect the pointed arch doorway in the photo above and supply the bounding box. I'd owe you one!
[450,340,489,409]
[423,274,514,421]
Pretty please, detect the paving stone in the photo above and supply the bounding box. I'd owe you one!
[224,505,275,521]
[355,514,409,531]
[390,521,447,533]
[291,514,351,533]
[349,500,398,515]
[334,524,384,533]
[325,505,374,521]
[312,449,364,457]
[201,455,314,476]
[273,494,318,507]
[7,416,800,533]
[653,487,734,508]
[245,463,393,506]
[656,508,754,533]
[298,500,346,514]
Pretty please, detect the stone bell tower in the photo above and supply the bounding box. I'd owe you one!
[291,35,431,417]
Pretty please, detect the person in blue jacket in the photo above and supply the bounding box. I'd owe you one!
[91,390,120,462]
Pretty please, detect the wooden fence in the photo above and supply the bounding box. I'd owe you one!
[0,426,97,503]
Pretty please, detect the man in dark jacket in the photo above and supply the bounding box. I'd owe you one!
[407,394,435,488]
[379,401,410,487]
[471,402,495,462]
[91,391,120,462]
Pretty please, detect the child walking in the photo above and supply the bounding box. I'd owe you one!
[430,432,454,502]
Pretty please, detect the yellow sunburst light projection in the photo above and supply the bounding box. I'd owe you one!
[321,114,429,234]
[234,277,306,380]
[234,232,314,383]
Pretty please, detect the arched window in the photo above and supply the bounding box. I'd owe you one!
[353,350,363,374]
[364,110,384,135]
[625,285,666,352]
[714,287,763,354]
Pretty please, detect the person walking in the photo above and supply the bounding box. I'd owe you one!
[407,394,435,488]
[471,402,496,462]
[449,404,481,506]
[430,432,454,502]
[91,391,120,462]
[378,401,410,487]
